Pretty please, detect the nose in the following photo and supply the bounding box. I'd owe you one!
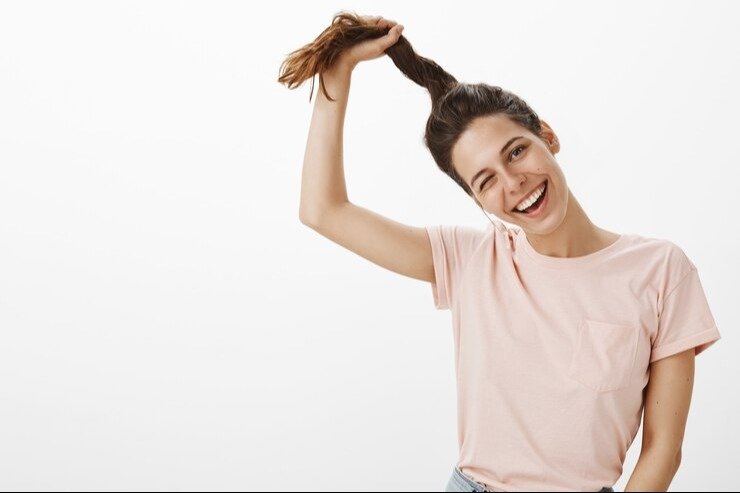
[502,172,527,193]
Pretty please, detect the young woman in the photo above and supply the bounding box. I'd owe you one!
[279,12,721,492]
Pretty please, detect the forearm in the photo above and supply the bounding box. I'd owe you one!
[624,446,681,492]
[298,59,355,222]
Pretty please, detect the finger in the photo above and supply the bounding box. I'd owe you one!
[359,14,379,25]
[381,24,404,46]
[378,19,397,30]
[371,15,396,29]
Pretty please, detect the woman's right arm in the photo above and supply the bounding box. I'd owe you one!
[297,52,435,284]
[297,58,354,222]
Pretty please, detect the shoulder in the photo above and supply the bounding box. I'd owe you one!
[624,233,698,301]
[431,223,492,249]
[623,233,695,269]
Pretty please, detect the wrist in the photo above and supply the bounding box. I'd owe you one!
[327,56,356,76]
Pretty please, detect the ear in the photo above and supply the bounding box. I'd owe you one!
[539,120,560,154]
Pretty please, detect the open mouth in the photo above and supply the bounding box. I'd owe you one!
[512,180,548,215]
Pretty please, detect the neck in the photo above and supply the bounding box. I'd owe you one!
[524,189,615,258]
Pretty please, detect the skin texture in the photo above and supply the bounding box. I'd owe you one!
[622,348,692,491]
[453,113,691,490]
[452,113,621,258]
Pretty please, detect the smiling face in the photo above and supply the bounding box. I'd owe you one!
[452,114,569,234]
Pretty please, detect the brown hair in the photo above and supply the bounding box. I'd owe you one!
[278,10,545,198]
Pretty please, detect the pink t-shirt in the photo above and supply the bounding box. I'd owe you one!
[425,220,721,492]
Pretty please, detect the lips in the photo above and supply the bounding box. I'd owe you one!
[511,180,548,212]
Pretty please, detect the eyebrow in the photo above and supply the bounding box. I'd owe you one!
[470,135,524,190]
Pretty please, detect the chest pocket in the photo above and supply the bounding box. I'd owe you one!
[567,319,640,392]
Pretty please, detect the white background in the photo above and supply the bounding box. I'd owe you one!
[0,0,737,491]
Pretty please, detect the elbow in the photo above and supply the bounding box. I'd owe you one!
[300,202,343,229]
[299,208,320,228]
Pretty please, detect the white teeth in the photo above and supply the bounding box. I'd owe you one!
[515,182,546,211]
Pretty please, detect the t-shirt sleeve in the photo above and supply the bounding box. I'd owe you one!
[651,246,721,363]
[424,224,486,310]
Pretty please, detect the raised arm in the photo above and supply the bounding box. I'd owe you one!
[297,58,354,222]
[295,20,434,284]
